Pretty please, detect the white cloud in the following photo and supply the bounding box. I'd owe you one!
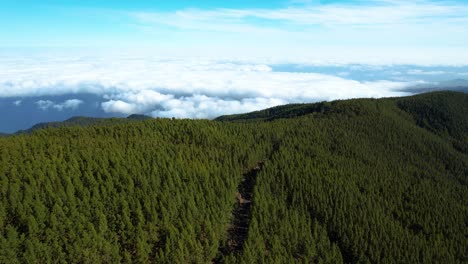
[132,1,468,30]
[113,0,468,66]
[36,100,54,110]
[54,99,83,111]
[102,90,173,113]
[151,96,287,119]
[13,100,22,106]
[35,99,83,111]
[407,69,446,75]
[1,54,424,118]
[101,100,137,114]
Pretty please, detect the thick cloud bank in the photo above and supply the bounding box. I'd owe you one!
[0,55,417,118]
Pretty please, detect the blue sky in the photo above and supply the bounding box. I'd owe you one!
[0,0,468,132]
[0,0,293,47]
[1,0,467,59]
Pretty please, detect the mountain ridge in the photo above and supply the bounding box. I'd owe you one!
[0,90,466,262]
[12,114,153,135]
[4,91,466,135]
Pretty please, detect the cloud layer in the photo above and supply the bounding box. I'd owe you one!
[0,54,423,118]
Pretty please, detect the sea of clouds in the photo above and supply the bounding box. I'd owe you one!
[0,53,431,119]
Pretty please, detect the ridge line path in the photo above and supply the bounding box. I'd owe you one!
[214,160,265,263]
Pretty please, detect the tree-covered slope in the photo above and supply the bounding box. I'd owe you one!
[15,115,153,135]
[0,119,273,263]
[0,91,466,263]
[215,102,331,122]
[233,94,467,263]
[396,91,468,153]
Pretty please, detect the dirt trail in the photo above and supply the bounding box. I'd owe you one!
[214,161,264,262]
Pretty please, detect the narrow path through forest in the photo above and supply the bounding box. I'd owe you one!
[214,161,265,262]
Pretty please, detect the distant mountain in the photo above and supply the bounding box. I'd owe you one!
[15,114,153,134]
[217,91,468,153]
[215,102,332,122]
[396,91,468,139]
[217,90,467,123]
[402,79,468,93]
[126,114,153,120]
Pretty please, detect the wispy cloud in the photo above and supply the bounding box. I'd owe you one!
[36,99,83,111]
[131,1,468,32]
[36,100,55,110]
[407,69,446,75]
[124,0,468,64]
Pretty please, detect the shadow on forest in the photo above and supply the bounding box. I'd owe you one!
[214,161,265,262]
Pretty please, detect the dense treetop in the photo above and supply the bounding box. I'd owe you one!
[1,91,467,263]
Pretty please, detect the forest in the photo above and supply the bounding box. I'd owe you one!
[0,91,467,263]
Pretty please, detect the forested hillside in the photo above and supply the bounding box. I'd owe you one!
[1,91,467,263]
[15,115,153,135]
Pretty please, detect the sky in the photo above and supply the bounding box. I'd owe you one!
[2,0,468,60]
[0,0,468,132]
